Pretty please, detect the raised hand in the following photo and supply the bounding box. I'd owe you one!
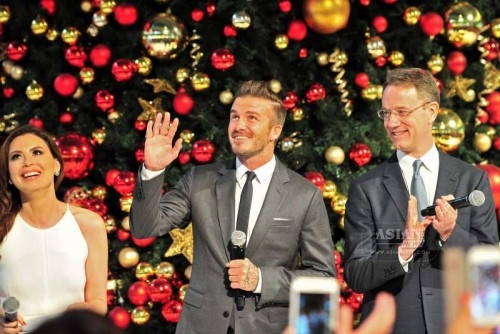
[144,112,183,171]
[398,196,432,260]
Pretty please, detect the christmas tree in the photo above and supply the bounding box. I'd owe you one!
[0,0,498,332]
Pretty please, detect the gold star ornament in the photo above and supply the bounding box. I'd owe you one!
[137,97,166,121]
[164,223,193,264]
[445,76,476,102]
[144,78,176,94]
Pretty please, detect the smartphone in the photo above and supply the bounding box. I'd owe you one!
[288,276,339,334]
[466,245,500,327]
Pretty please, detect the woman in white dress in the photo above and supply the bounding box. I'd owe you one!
[0,125,108,333]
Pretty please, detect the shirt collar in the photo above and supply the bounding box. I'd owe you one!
[236,156,276,184]
[396,145,439,174]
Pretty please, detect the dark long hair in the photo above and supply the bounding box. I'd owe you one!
[0,125,65,244]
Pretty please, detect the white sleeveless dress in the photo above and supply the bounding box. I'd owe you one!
[0,205,88,332]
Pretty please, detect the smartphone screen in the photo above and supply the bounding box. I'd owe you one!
[469,261,500,325]
[294,292,334,334]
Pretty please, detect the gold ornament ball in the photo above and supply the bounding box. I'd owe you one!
[328,51,348,66]
[366,36,386,58]
[291,107,305,121]
[79,67,95,85]
[403,6,421,25]
[427,55,444,74]
[142,13,188,60]
[191,72,210,91]
[92,185,107,200]
[179,284,189,301]
[107,110,122,123]
[180,129,195,144]
[118,247,140,268]
[131,306,150,325]
[103,215,117,234]
[303,0,350,34]
[72,86,84,99]
[475,124,496,139]
[184,265,192,280]
[176,68,191,83]
[93,11,108,28]
[361,85,378,101]
[473,133,492,152]
[445,2,483,47]
[0,5,11,24]
[91,128,107,145]
[338,216,345,230]
[331,194,347,215]
[135,262,155,281]
[26,81,44,101]
[134,57,153,76]
[155,261,175,279]
[492,18,500,39]
[10,65,24,80]
[121,216,130,231]
[219,90,234,105]
[232,10,251,29]
[323,180,338,199]
[325,146,345,165]
[274,34,289,50]
[388,51,405,67]
[61,27,80,45]
[119,194,133,213]
[87,24,99,38]
[268,79,282,94]
[46,28,59,41]
[316,52,329,66]
[31,16,48,35]
[432,108,465,152]
[80,1,93,12]
[99,0,116,15]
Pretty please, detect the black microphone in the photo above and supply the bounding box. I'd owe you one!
[230,230,247,310]
[2,296,20,322]
[421,190,485,216]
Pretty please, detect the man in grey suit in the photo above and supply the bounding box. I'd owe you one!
[343,68,498,334]
[129,81,336,334]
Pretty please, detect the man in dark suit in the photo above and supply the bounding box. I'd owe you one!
[343,68,498,334]
[129,81,336,334]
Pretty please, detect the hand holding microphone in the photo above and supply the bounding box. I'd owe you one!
[421,190,485,217]
[230,230,247,310]
[2,297,19,323]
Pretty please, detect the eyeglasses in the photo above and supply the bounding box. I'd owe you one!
[377,101,432,121]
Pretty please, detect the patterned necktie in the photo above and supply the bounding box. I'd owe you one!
[236,171,256,235]
[412,160,428,221]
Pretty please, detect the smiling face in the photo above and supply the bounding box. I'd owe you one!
[228,95,283,168]
[382,84,438,158]
[8,133,61,195]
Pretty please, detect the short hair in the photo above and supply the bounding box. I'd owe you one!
[385,68,440,104]
[234,80,287,126]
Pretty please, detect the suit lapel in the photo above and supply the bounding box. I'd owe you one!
[215,159,237,261]
[245,159,289,258]
[434,151,459,200]
[382,154,409,222]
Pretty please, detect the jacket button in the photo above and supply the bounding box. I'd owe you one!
[223,311,229,318]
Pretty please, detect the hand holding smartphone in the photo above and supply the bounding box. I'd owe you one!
[288,276,339,334]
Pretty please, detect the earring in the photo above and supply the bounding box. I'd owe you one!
[55,171,60,177]
[8,179,12,185]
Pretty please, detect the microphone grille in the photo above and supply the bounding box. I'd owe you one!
[469,190,485,207]
[2,296,20,313]
[231,230,246,247]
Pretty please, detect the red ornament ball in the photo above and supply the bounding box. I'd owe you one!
[486,91,500,114]
[65,45,87,67]
[117,228,131,242]
[29,117,44,129]
[135,144,145,163]
[95,90,115,112]
[148,278,173,303]
[223,25,237,37]
[419,12,443,37]
[114,3,138,26]
[306,83,326,103]
[113,171,136,195]
[173,88,195,115]
[84,198,108,217]
[178,151,191,165]
[476,164,500,209]
[211,48,235,71]
[135,120,147,131]
[53,73,78,97]
[206,3,216,16]
[283,91,299,110]
[372,15,388,33]
[349,143,372,167]
[375,56,387,67]
[346,292,364,312]
[131,236,156,248]
[191,8,204,22]
[287,20,308,41]
[3,87,14,99]
[354,73,370,88]
[127,281,150,306]
[90,44,112,67]
[105,168,120,186]
[111,59,135,82]
[59,112,74,124]
[279,0,292,13]
[304,171,326,191]
[40,0,56,15]
[56,133,95,179]
[359,0,370,5]
[299,48,308,59]
[446,51,467,76]
[7,42,27,61]
[191,139,215,163]
[161,299,183,323]
[483,39,499,61]
[108,306,130,329]
[494,136,500,151]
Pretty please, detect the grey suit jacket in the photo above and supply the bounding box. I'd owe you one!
[343,151,498,334]
[130,157,336,334]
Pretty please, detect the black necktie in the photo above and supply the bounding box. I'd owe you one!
[236,171,256,235]
[412,160,428,221]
